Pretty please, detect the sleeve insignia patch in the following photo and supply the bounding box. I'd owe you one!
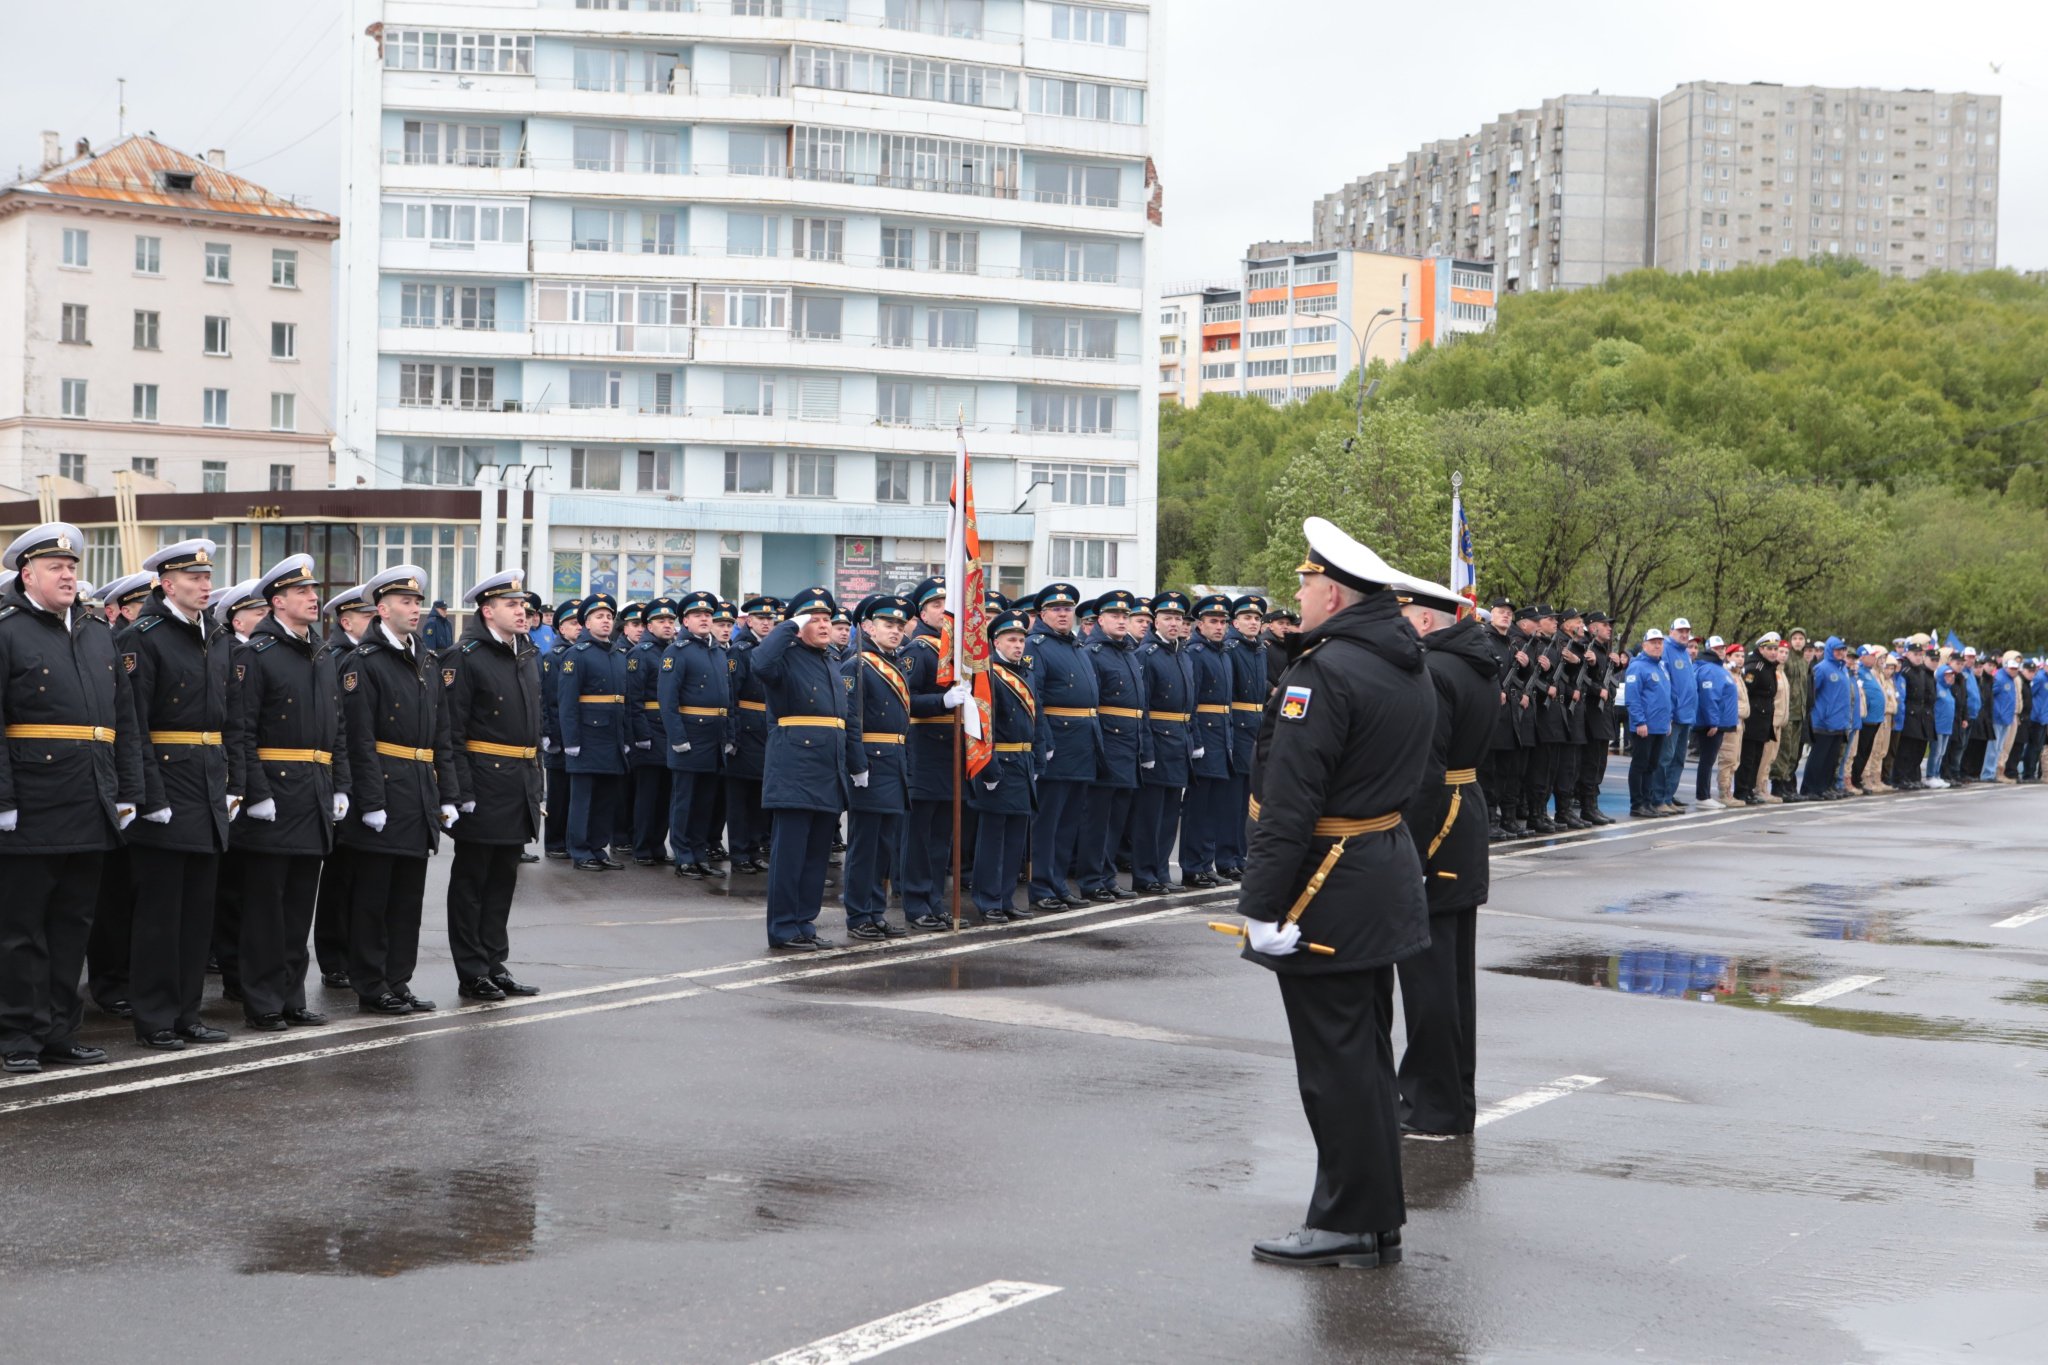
[562,661,575,674]
[234,662,246,683]
[843,674,855,692]
[627,659,638,671]
[1280,685,1312,721]
[122,652,137,674]
[661,655,673,670]
[442,667,457,688]
[343,672,359,693]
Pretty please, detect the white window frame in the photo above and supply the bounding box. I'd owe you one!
[204,316,231,356]
[202,388,230,428]
[133,383,159,423]
[134,235,160,275]
[204,242,231,282]
[270,392,297,431]
[61,228,89,268]
[271,322,297,360]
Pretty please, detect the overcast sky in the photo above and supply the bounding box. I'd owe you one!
[4,0,2041,284]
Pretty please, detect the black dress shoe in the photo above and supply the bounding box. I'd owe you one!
[705,845,730,862]
[1629,805,1657,818]
[2,1053,40,1074]
[1134,881,1170,895]
[459,977,508,1001]
[139,1030,187,1051]
[320,971,352,990]
[396,988,437,1012]
[545,849,571,860]
[1084,888,1119,903]
[597,857,624,870]
[687,862,719,878]
[846,921,903,942]
[98,998,134,1019]
[1585,809,1616,826]
[490,973,540,996]
[1527,817,1559,834]
[978,908,1014,924]
[1182,871,1220,888]
[1061,894,1089,908]
[1486,823,1507,841]
[1501,821,1529,837]
[178,1023,232,1042]
[1250,1226,1399,1269]
[279,1009,326,1027]
[359,994,411,1015]
[39,1043,109,1065]
[1032,898,1070,913]
[732,858,767,875]
[674,861,708,879]
[770,936,831,952]
[1005,903,1036,919]
[1216,867,1244,882]
[244,1013,290,1032]
[1558,814,1590,831]
[632,856,661,866]
[575,858,609,871]
[907,914,949,930]
[519,851,540,864]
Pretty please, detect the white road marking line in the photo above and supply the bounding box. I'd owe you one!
[1782,974,1885,1006]
[0,988,704,1117]
[824,993,1203,1045]
[755,1280,1060,1365]
[1991,905,2048,929]
[1473,1074,1604,1128]
[1497,814,1755,858]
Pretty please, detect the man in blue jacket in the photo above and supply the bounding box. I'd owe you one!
[2022,658,2048,781]
[559,595,629,870]
[660,591,731,879]
[1692,637,1740,808]
[1655,617,1697,811]
[1079,589,1151,901]
[1983,651,2018,782]
[840,595,916,938]
[1624,630,1672,817]
[1802,635,1854,799]
[750,587,848,951]
[1133,593,1195,895]
[538,600,579,858]
[1026,583,1101,913]
[1181,594,1236,886]
[900,577,958,926]
[1217,595,1268,879]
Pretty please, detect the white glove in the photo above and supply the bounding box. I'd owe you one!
[1045,748,1055,761]
[983,780,1000,791]
[331,793,350,822]
[143,808,173,824]
[439,804,460,827]
[541,736,554,753]
[460,801,476,813]
[943,683,972,708]
[634,740,651,750]
[724,743,736,755]
[117,804,137,831]
[1193,747,1206,759]
[248,798,278,822]
[363,808,387,833]
[852,771,869,789]
[672,743,688,753]
[1141,761,1156,770]
[225,794,242,821]
[0,809,16,833]
[566,746,581,758]
[1245,918,1301,957]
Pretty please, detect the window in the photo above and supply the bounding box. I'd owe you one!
[877,380,914,426]
[878,303,915,348]
[1031,161,1120,207]
[1247,358,1289,378]
[1201,302,1241,324]
[131,457,157,478]
[60,379,87,418]
[401,283,497,330]
[1026,237,1117,283]
[205,316,230,355]
[1050,3,1127,45]
[133,384,158,422]
[573,125,626,172]
[927,307,977,350]
[928,229,978,274]
[60,304,87,344]
[272,249,298,287]
[59,452,85,481]
[134,235,160,274]
[1247,266,1287,290]
[723,372,775,416]
[204,242,230,281]
[877,457,912,503]
[203,388,229,427]
[399,363,495,409]
[636,448,672,492]
[269,464,295,491]
[880,226,915,269]
[1049,536,1122,578]
[1294,353,1337,374]
[569,368,624,410]
[384,197,525,248]
[384,29,531,73]
[1294,262,1336,284]
[271,322,297,359]
[202,461,227,494]
[793,217,844,262]
[872,130,1019,198]
[724,450,773,493]
[1245,299,1288,319]
[571,207,624,253]
[270,393,297,431]
[1200,362,1236,380]
[134,309,160,350]
[1027,77,1144,124]
[699,286,789,329]
[1027,390,1114,434]
[729,50,783,96]
[884,0,985,40]
[1030,461,1128,506]
[62,228,89,267]
[1247,329,1285,350]
[788,452,836,498]
[1030,315,1115,359]
[726,212,779,258]
[728,129,782,177]
[570,446,623,491]
[795,294,844,340]
[792,46,1017,111]
[793,376,841,421]
[1293,324,1337,345]
[401,442,492,486]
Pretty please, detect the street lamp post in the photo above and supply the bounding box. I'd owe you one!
[1319,307,1421,450]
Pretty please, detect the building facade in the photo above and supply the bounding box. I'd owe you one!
[339,0,1160,608]
[0,135,337,501]
[1657,83,2000,278]
[1312,95,1658,294]
[1160,249,1495,408]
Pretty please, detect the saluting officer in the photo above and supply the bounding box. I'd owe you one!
[120,538,240,1050]
[0,523,143,1074]
[1218,594,1269,881]
[969,610,1039,923]
[751,587,847,951]
[337,565,459,1014]
[311,583,376,989]
[1239,518,1435,1271]
[230,554,352,1031]
[1024,583,1100,913]
[538,598,580,859]
[443,570,544,1002]
[1390,571,1497,1137]
[901,577,957,926]
[1181,594,1237,887]
[85,570,159,1018]
[661,590,733,879]
[560,594,629,871]
[1133,592,1195,896]
[841,594,916,938]
[725,596,778,873]
[625,597,676,865]
[1079,588,1150,902]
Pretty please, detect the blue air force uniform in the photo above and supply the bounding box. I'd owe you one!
[626,601,674,863]
[1078,591,1152,899]
[841,595,916,935]
[662,593,733,876]
[726,599,777,865]
[970,614,1040,920]
[901,576,955,922]
[538,598,578,858]
[559,596,630,867]
[1219,596,1270,876]
[1181,596,1238,884]
[750,588,847,948]
[1133,593,1197,892]
[1025,583,1102,908]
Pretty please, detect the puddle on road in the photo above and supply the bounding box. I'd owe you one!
[787,942,1167,996]
[1597,889,1708,916]
[240,1160,539,1278]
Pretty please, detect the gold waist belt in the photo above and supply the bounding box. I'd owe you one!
[150,730,222,746]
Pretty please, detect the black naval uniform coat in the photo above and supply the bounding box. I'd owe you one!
[337,628,458,857]
[122,597,240,854]
[443,616,542,846]
[1403,617,1497,913]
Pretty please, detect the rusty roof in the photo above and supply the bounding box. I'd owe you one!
[3,135,337,228]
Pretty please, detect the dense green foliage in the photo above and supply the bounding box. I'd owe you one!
[1158,261,2048,647]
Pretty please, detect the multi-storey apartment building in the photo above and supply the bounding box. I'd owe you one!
[1161,249,1495,407]
[1657,82,2000,278]
[339,0,1160,607]
[0,135,337,514]
[1312,95,1658,294]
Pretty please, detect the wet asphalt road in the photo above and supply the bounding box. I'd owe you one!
[4,773,2047,1363]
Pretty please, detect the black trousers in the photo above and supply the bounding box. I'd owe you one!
[1276,966,1404,1233]
[1396,908,1477,1135]
[127,845,218,1038]
[630,766,671,862]
[726,778,766,855]
[1693,729,1725,800]
[1851,724,1880,786]
[239,852,321,1019]
[1549,741,1581,816]
[86,845,134,1009]
[1961,729,1989,781]
[447,841,521,983]
[611,768,636,847]
[543,765,570,854]
[1576,734,1611,811]
[214,848,247,996]
[348,851,429,1001]
[1521,742,1559,820]
[1481,747,1524,825]
[0,851,103,1055]
[1735,734,1770,797]
[1891,733,1927,785]
[2021,722,2045,780]
[313,845,354,977]
[1802,731,1846,797]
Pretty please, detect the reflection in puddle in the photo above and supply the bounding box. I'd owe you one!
[1488,949,1816,1003]
[240,1161,537,1278]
